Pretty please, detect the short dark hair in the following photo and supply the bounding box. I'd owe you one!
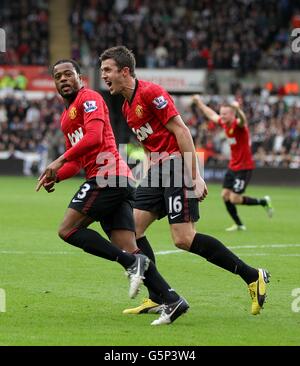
[51,59,81,75]
[99,46,136,77]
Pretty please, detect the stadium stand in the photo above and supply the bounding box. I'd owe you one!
[70,0,300,71]
[0,91,299,174]
[0,0,49,65]
[0,95,64,175]
[0,0,300,175]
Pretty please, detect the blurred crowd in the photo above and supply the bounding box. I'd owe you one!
[0,0,49,65]
[0,95,64,174]
[0,0,299,173]
[70,0,300,72]
[1,91,299,173]
[1,0,300,73]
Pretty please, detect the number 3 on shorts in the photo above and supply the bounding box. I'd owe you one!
[77,183,91,199]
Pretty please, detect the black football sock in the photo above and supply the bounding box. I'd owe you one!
[65,228,135,268]
[225,200,243,226]
[242,196,265,206]
[143,261,180,304]
[137,236,162,304]
[137,236,156,263]
[190,233,258,284]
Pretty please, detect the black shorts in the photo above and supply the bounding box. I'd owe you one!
[222,169,253,194]
[68,177,136,235]
[134,157,200,224]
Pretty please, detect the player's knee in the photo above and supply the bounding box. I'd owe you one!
[173,233,194,251]
[174,239,189,251]
[222,191,230,201]
[171,224,195,250]
[58,225,71,241]
[58,228,66,241]
[229,194,241,204]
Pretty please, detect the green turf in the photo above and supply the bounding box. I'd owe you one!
[0,176,300,345]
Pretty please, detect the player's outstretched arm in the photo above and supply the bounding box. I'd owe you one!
[192,94,220,123]
[230,101,248,127]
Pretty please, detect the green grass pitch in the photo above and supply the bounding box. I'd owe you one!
[0,176,299,345]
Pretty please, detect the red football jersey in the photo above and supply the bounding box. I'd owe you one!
[122,80,180,161]
[218,117,255,171]
[59,87,132,180]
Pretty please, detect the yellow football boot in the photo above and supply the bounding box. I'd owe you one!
[123,298,163,314]
[248,268,270,315]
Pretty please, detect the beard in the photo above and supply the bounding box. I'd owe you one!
[60,88,78,100]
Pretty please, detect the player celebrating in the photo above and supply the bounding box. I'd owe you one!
[192,95,273,231]
[99,46,270,321]
[36,59,189,326]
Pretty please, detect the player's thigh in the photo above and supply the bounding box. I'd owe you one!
[110,229,137,253]
[101,200,136,234]
[99,197,138,252]
[222,188,231,200]
[133,182,163,238]
[229,191,243,204]
[222,169,235,191]
[170,221,196,250]
[133,208,158,239]
[58,208,94,238]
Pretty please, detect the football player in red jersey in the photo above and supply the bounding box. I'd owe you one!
[36,59,190,326]
[192,96,273,231]
[100,46,270,318]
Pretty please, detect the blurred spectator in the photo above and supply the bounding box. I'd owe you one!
[0,73,15,91]
[14,72,28,90]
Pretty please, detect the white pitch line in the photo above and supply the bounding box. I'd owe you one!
[280,254,300,257]
[0,250,77,255]
[0,243,300,256]
[155,249,182,255]
[155,243,300,255]
[229,244,300,249]
[156,251,300,258]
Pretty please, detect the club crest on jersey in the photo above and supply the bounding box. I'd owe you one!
[228,128,234,135]
[135,104,143,118]
[69,106,77,120]
[83,100,97,113]
[152,95,168,109]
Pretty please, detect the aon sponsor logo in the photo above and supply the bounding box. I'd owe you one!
[228,137,237,145]
[132,122,153,141]
[68,127,84,146]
